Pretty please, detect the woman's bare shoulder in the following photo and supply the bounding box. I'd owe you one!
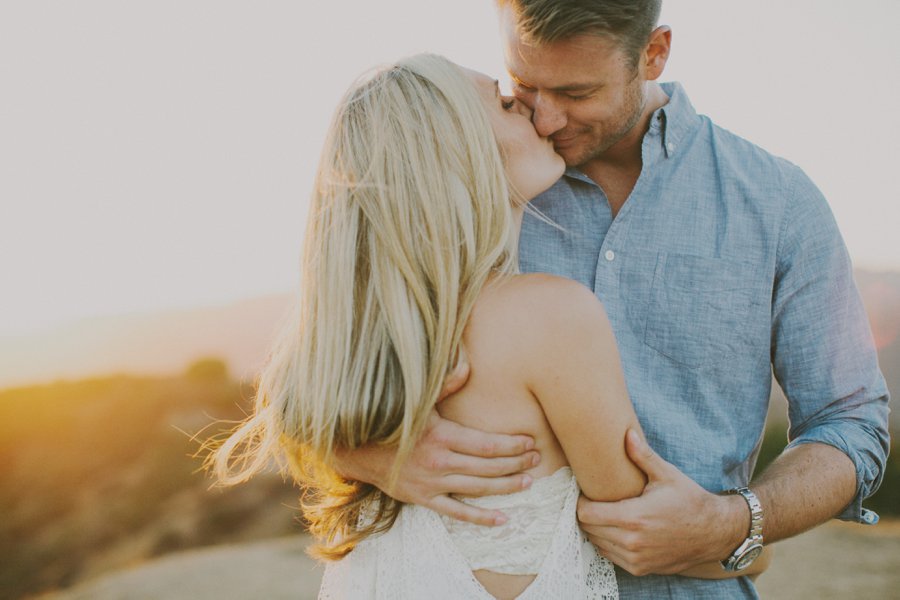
[468,273,612,371]
[481,273,608,330]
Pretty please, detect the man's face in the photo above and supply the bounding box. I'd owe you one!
[499,6,647,168]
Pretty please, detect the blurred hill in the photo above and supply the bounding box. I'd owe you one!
[0,362,301,600]
[0,358,893,600]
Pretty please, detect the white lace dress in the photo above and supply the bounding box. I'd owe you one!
[318,467,618,599]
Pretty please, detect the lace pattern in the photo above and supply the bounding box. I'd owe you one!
[318,467,618,599]
[440,466,574,574]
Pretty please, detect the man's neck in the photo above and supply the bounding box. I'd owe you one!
[580,82,670,216]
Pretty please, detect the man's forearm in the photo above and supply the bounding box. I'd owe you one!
[330,411,539,525]
[575,434,859,576]
[747,442,857,544]
[333,444,390,486]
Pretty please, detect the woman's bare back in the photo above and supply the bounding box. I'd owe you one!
[437,273,645,598]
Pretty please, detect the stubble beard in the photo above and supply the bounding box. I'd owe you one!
[565,78,646,169]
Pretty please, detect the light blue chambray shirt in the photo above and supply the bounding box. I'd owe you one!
[519,82,891,600]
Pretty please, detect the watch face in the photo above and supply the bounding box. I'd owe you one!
[735,545,764,571]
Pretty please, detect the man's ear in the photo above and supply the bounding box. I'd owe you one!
[643,25,672,81]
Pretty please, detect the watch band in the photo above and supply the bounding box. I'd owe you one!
[730,487,763,539]
[721,486,764,571]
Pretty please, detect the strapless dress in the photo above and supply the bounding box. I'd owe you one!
[318,466,618,599]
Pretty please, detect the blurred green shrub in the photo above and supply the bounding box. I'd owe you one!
[185,357,230,382]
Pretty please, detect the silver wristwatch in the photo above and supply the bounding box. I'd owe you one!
[720,486,764,572]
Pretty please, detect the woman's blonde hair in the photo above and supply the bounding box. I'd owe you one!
[211,54,518,559]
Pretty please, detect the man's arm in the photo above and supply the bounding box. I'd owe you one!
[576,431,856,576]
[334,410,539,525]
[332,356,540,526]
[578,167,890,576]
[767,168,890,524]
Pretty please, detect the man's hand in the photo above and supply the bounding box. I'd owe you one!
[395,410,541,523]
[333,349,540,526]
[577,430,747,576]
[335,410,539,525]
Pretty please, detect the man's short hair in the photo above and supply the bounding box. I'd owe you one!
[499,0,662,67]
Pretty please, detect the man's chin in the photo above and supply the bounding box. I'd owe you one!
[557,147,590,168]
[556,139,609,169]
[552,137,595,166]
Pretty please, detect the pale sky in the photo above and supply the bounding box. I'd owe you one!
[2,0,898,337]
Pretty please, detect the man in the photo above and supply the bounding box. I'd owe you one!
[338,1,890,597]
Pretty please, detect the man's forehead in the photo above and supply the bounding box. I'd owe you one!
[502,32,626,87]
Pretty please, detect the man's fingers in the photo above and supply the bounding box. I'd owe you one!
[428,494,508,526]
[624,428,677,482]
[591,539,630,569]
[589,533,657,576]
[577,494,619,528]
[581,523,634,550]
[440,419,535,457]
[443,450,540,477]
[441,473,534,497]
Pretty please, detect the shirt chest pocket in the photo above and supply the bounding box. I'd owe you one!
[643,253,764,369]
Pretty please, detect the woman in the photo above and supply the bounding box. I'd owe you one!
[213,54,765,599]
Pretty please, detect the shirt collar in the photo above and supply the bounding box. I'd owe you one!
[564,80,700,182]
[653,81,699,158]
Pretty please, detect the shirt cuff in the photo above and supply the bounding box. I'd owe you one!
[784,426,886,524]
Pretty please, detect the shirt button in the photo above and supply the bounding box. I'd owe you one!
[604,250,615,262]
[666,142,676,153]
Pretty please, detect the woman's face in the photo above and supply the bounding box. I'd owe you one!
[466,69,565,203]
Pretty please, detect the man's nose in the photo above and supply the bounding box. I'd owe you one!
[531,94,566,137]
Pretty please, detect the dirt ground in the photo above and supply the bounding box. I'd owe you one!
[42,520,900,599]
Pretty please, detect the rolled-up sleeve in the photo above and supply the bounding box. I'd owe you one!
[771,167,891,522]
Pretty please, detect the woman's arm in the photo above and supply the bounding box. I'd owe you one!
[517,274,770,580]
[517,274,646,501]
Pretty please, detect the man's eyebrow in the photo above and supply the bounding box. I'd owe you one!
[508,72,602,93]
[493,80,500,97]
[551,82,603,93]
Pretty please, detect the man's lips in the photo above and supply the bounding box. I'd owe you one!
[551,134,579,148]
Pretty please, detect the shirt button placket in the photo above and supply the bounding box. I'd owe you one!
[595,232,621,307]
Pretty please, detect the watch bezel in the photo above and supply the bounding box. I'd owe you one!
[733,542,764,571]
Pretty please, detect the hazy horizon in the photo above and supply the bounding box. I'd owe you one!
[1,266,898,392]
